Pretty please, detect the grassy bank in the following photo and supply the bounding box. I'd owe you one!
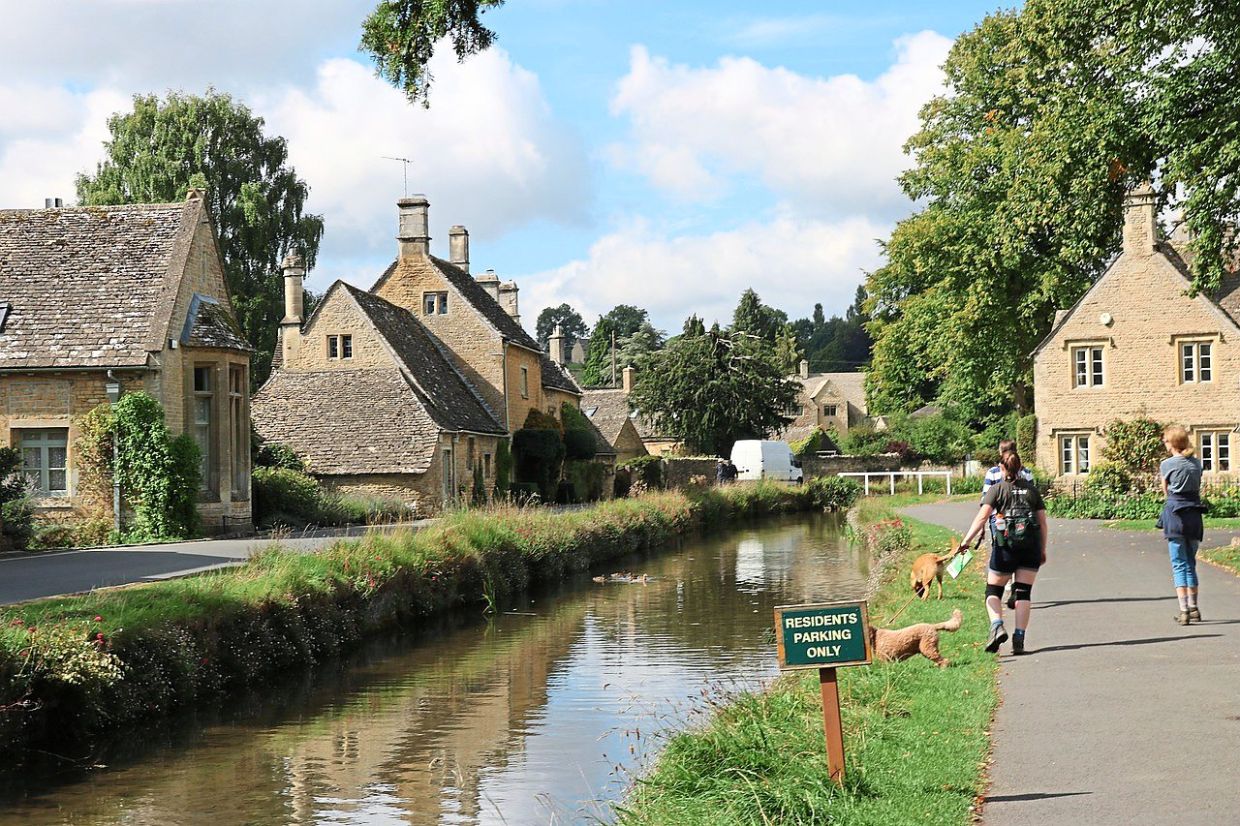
[618,496,999,826]
[1106,516,1240,532]
[0,480,855,763]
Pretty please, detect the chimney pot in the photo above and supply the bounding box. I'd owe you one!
[798,359,810,379]
[622,366,636,394]
[448,224,470,273]
[397,195,430,257]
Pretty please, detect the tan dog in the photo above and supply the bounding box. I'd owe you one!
[909,538,963,600]
[869,609,963,668]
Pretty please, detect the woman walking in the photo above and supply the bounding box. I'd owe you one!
[1161,426,1207,625]
[959,450,1047,655]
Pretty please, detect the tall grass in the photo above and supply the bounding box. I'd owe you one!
[618,496,999,826]
[0,482,849,763]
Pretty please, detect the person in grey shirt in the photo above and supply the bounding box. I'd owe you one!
[1160,426,1206,625]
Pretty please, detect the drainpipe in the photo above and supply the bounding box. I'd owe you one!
[105,371,122,533]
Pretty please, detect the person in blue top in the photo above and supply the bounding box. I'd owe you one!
[1160,425,1207,625]
[982,439,1034,609]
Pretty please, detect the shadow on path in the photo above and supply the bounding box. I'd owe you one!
[1030,634,1221,654]
[987,791,1093,803]
[1036,596,1172,609]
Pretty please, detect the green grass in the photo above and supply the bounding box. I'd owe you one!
[618,495,998,826]
[1104,517,1240,532]
[1202,543,1240,576]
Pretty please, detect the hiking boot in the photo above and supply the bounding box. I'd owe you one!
[985,623,1009,653]
[1175,611,1191,626]
[1011,635,1026,655]
[1189,607,1202,622]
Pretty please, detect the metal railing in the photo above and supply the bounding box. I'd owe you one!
[836,470,953,496]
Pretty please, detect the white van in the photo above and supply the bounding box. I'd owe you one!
[730,440,803,483]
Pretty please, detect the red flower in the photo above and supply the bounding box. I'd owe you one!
[94,615,103,622]
[96,632,105,641]
[9,618,24,626]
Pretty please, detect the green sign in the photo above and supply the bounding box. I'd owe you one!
[774,601,872,670]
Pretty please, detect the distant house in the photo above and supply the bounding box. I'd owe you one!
[580,388,648,463]
[0,192,253,531]
[782,361,868,443]
[1032,183,1240,479]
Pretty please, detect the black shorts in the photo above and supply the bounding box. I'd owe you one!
[989,537,1041,574]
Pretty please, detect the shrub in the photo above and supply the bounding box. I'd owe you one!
[495,440,512,496]
[252,467,324,527]
[0,448,34,551]
[254,441,305,472]
[790,427,833,457]
[865,517,913,558]
[513,427,566,501]
[805,476,861,511]
[883,440,920,465]
[1083,462,1133,496]
[905,413,972,465]
[1016,414,1037,464]
[620,455,663,489]
[614,467,633,498]
[1044,489,1162,520]
[563,427,597,461]
[1102,418,1164,475]
[565,460,607,503]
[837,425,888,456]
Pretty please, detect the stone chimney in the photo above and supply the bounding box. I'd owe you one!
[548,323,566,365]
[799,359,810,379]
[449,225,469,273]
[475,268,501,301]
[397,195,430,258]
[622,366,636,393]
[498,280,520,323]
[1122,182,1158,255]
[280,250,306,366]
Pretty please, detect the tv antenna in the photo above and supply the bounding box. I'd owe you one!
[381,156,413,196]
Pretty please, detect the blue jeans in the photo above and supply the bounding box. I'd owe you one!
[1167,537,1200,588]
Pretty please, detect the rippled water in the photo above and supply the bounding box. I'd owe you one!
[0,514,869,825]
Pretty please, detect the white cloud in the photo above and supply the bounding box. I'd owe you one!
[522,211,887,332]
[608,31,951,214]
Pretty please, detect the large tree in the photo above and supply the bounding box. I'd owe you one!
[582,305,650,386]
[615,321,665,370]
[628,327,799,457]
[730,289,788,343]
[535,303,588,351]
[865,1,1240,423]
[77,91,324,386]
[361,0,505,104]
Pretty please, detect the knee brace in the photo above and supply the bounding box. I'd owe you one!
[985,583,1006,600]
[1012,582,1033,602]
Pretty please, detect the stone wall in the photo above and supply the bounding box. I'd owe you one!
[286,289,391,370]
[505,344,546,430]
[800,454,901,478]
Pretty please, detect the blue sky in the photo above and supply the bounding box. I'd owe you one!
[0,0,1008,332]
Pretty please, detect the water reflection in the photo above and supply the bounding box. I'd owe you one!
[0,514,867,825]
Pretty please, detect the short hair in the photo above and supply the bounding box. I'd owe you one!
[1163,425,1195,457]
[998,438,1017,455]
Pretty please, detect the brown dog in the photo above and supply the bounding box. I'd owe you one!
[869,609,962,668]
[909,538,963,600]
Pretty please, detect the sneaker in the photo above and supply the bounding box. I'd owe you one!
[986,623,1009,653]
[1175,611,1191,626]
[1189,607,1202,622]
[1011,635,1026,655]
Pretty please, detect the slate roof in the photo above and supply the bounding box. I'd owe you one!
[253,282,505,476]
[541,357,582,395]
[182,294,252,351]
[581,389,634,445]
[0,201,206,369]
[372,255,542,352]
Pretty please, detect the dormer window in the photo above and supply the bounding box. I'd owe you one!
[424,292,449,315]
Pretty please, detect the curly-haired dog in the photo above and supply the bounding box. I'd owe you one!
[910,538,964,600]
[868,609,962,668]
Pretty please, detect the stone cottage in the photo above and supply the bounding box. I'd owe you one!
[580,387,649,463]
[0,192,253,531]
[1033,183,1240,479]
[781,362,868,444]
[252,271,507,510]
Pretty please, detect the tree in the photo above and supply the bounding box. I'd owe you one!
[77,91,324,387]
[789,286,872,373]
[774,327,802,373]
[730,289,788,343]
[628,330,799,456]
[864,0,1240,423]
[582,305,650,387]
[615,321,665,370]
[360,0,505,104]
[535,303,588,351]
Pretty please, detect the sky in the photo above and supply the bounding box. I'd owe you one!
[0,0,1009,334]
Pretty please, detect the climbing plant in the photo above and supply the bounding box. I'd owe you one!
[76,393,202,542]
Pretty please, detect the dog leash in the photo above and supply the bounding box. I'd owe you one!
[882,537,980,625]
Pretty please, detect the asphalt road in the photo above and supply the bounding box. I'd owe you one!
[0,523,433,605]
[904,500,1240,826]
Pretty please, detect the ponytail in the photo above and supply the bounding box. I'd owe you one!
[1001,450,1023,481]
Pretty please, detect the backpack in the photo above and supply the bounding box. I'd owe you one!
[995,480,1039,553]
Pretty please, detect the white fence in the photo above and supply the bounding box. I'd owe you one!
[836,470,953,496]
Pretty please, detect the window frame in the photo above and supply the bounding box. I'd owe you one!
[1071,345,1105,388]
[520,366,529,399]
[1059,433,1092,475]
[1180,340,1213,384]
[341,334,353,359]
[422,291,449,315]
[1198,430,1232,473]
[193,365,217,494]
[15,427,69,498]
[229,364,249,498]
[822,404,838,418]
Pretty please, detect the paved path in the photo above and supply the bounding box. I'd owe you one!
[904,501,1240,826]
[0,523,433,605]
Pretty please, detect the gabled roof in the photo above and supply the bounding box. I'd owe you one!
[182,294,252,351]
[541,357,582,395]
[581,389,634,445]
[253,282,505,476]
[371,255,542,352]
[0,200,211,369]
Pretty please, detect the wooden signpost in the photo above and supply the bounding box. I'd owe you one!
[773,600,872,784]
